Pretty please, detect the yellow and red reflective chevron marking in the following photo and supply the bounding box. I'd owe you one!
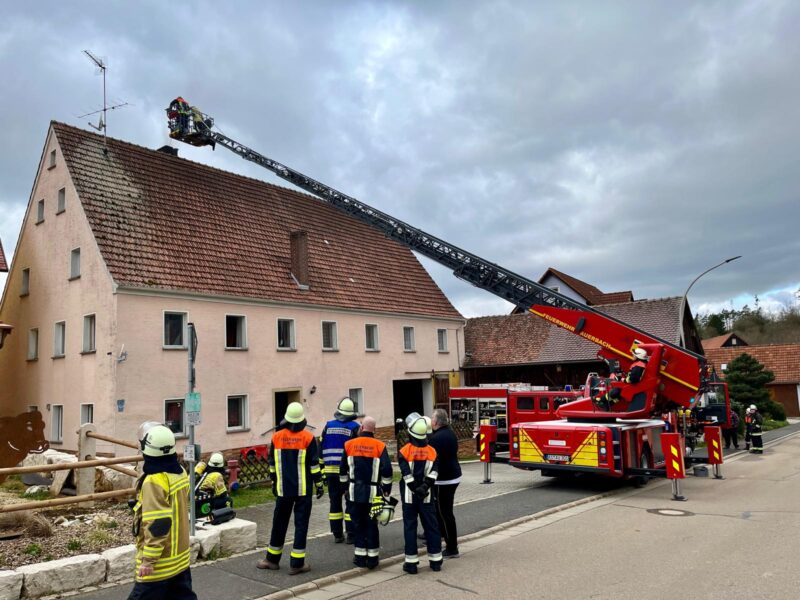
[710,438,721,462]
[518,429,545,463]
[670,443,682,473]
[479,433,488,462]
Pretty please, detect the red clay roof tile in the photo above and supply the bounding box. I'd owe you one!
[52,122,461,320]
[0,238,7,272]
[704,345,800,383]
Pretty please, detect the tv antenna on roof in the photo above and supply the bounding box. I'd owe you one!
[79,50,129,150]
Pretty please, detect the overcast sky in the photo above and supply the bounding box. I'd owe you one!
[1,1,798,318]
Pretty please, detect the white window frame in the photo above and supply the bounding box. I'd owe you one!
[57,188,66,213]
[226,394,249,432]
[69,248,81,280]
[348,388,364,414]
[225,314,248,350]
[51,404,63,443]
[27,328,39,360]
[80,403,94,425]
[437,328,449,353]
[82,314,96,353]
[403,326,416,352]
[277,318,296,351]
[321,320,338,351]
[21,268,30,296]
[36,199,45,224]
[163,311,188,349]
[164,398,186,438]
[53,321,66,358]
[365,323,379,352]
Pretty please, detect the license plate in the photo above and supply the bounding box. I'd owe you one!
[545,454,570,462]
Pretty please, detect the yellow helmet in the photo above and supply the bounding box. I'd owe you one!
[408,416,428,440]
[285,402,305,424]
[209,452,224,468]
[337,397,356,416]
[140,424,176,457]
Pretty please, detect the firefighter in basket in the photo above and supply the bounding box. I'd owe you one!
[593,347,649,410]
[340,416,393,569]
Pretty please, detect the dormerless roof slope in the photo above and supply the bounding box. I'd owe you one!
[705,345,800,384]
[0,238,7,272]
[52,122,461,320]
[465,297,683,367]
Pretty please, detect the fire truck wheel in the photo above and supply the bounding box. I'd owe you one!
[635,448,652,488]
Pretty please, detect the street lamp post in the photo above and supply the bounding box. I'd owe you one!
[678,256,742,347]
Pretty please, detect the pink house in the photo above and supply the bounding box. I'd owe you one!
[0,123,464,455]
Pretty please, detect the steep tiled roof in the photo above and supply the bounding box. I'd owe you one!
[702,333,749,350]
[539,267,632,305]
[465,297,683,367]
[704,345,800,384]
[52,123,461,320]
[0,238,7,272]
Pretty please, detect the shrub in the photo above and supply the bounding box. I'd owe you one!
[67,539,82,551]
[768,401,786,421]
[24,543,42,557]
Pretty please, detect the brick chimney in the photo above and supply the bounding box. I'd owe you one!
[290,231,309,289]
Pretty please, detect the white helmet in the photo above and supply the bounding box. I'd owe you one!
[423,416,433,435]
[377,496,398,526]
[139,424,176,457]
[633,347,649,361]
[337,397,356,417]
[208,452,225,468]
[749,404,757,411]
[408,416,429,440]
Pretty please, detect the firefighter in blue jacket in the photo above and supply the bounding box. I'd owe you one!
[340,416,393,569]
[257,403,323,575]
[319,397,361,543]
[399,415,442,574]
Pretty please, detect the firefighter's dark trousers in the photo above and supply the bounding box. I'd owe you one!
[127,569,197,600]
[266,495,312,569]
[751,429,763,453]
[434,483,459,552]
[326,474,352,537]
[350,502,380,568]
[402,498,442,567]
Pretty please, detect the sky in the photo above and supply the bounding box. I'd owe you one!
[1,1,798,319]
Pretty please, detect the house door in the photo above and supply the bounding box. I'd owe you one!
[393,379,424,422]
[274,389,301,427]
[435,375,451,409]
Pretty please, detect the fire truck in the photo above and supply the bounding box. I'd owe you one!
[166,100,722,481]
[449,385,583,451]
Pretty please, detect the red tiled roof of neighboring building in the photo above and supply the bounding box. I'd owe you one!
[51,122,461,320]
[465,297,683,367]
[701,333,749,350]
[539,267,633,305]
[0,238,7,272]
[704,345,800,384]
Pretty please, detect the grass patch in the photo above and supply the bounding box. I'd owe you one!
[24,544,42,557]
[763,419,788,432]
[231,484,275,508]
[22,490,51,501]
[1,476,25,492]
[67,539,82,551]
[88,528,113,545]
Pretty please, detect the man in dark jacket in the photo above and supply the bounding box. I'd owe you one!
[340,416,393,569]
[429,408,462,559]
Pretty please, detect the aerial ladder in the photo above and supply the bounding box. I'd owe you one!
[165,98,708,423]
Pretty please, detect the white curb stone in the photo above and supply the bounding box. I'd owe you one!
[18,554,105,598]
[193,527,221,558]
[213,518,257,554]
[102,544,136,583]
[0,570,23,600]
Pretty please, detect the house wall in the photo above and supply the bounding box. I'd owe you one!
[769,383,800,418]
[106,291,463,455]
[0,131,117,445]
[539,274,586,304]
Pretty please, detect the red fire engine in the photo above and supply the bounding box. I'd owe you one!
[167,100,724,484]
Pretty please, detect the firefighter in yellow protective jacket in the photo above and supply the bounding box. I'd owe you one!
[129,422,196,600]
[194,452,232,511]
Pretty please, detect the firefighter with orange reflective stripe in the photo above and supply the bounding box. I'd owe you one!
[593,347,649,410]
[128,423,196,600]
[399,415,442,574]
[746,405,764,454]
[257,403,323,575]
[340,416,393,569]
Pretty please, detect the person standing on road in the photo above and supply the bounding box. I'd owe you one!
[429,408,462,559]
[319,397,361,544]
[748,404,764,454]
[257,402,324,575]
[129,422,196,600]
[340,416,393,569]
[723,410,740,450]
[744,407,753,451]
[399,415,442,575]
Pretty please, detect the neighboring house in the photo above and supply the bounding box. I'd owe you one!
[701,332,749,349]
[0,238,10,348]
[511,267,633,314]
[464,274,703,388]
[0,122,464,454]
[703,343,800,418]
